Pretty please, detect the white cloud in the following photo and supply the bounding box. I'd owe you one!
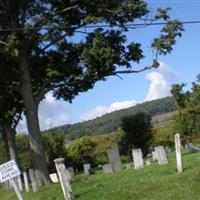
[17,93,70,132]
[145,61,177,101]
[80,100,137,121]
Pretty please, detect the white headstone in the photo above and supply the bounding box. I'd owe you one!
[23,172,29,192]
[83,164,91,175]
[175,133,183,172]
[132,149,144,169]
[155,146,168,165]
[49,173,59,183]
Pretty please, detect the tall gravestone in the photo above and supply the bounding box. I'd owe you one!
[155,146,168,165]
[132,149,144,169]
[23,172,29,192]
[29,169,38,193]
[54,158,74,200]
[107,148,122,173]
[175,133,183,172]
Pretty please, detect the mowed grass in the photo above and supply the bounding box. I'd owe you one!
[1,151,200,200]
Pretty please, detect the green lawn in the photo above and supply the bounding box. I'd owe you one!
[1,152,200,200]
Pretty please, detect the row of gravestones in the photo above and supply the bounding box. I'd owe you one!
[0,169,41,193]
[82,145,169,175]
[0,166,75,193]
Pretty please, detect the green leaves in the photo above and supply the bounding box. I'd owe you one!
[152,20,184,55]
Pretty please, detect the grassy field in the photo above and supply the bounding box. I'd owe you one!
[1,151,200,200]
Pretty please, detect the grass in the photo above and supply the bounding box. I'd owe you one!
[1,151,200,200]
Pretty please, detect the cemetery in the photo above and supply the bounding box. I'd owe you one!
[0,1,200,200]
[0,133,200,200]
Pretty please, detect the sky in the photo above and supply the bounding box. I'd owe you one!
[17,0,200,132]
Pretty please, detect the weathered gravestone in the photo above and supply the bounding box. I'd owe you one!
[132,149,144,169]
[155,146,168,165]
[152,151,157,161]
[54,158,73,200]
[67,167,75,177]
[175,133,183,172]
[29,169,38,193]
[107,148,122,173]
[186,143,200,153]
[102,164,113,173]
[83,164,90,175]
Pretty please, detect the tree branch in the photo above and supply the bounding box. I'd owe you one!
[111,65,155,76]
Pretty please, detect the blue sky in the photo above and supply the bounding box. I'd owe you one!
[17,0,200,132]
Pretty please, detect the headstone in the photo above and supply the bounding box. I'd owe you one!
[34,170,43,187]
[152,151,157,161]
[67,167,74,177]
[23,171,29,192]
[132,149,144,169]
[107,148,122,173]
[54,158,74,200]
[102,164,113,173]
[83,164,90,175]
[17,175,23,191]
[145,159,151,166]
[175,134,183,172]
[163,145,170,157]
[155,146,168,165]
[65,169,72,181]
[49,173,59,183]
[186,143,200,153]
[29,168,38,193]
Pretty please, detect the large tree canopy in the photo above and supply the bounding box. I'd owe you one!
[0,0,183,183]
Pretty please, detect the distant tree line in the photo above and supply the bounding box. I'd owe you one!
[45,96,177,140]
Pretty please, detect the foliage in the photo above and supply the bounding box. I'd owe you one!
[171,74,200,136]
[119,112,153,156]
[152,122,176,147]
[67,136,97,169]
[43,130,67,172]
[46,96,177,140]
[93,130,122,165]
[15,134,32,170]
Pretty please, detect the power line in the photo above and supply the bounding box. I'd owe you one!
[0,20,200,32]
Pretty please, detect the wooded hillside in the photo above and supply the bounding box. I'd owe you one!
[46,96,177,140]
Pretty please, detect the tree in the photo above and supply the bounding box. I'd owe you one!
[67,136,97,169]
[43,130,67,172]
[0,0,183,183]
[171,74,200,136]
[0,59,23,165]
[119,112,152,156]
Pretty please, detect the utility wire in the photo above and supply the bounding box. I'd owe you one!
[0,20,200,32]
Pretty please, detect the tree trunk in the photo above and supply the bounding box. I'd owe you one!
[19,53,50,184]
[4,122,18,163]
[1,130,10,160]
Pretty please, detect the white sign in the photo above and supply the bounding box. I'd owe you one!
[0,160,21,183]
